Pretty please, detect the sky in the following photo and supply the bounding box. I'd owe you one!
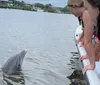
[18,0,68,7]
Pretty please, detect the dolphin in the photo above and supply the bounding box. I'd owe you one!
[1,50,27,75]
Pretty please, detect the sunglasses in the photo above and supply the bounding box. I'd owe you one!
[68,2,84,8]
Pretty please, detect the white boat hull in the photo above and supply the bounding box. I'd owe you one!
[75,25,100,85]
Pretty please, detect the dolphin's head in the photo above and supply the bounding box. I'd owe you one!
[16,50,27,70]
[2,50,27,75]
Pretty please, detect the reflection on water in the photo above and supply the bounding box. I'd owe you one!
[3,72,25,85]
[67,52,87,85]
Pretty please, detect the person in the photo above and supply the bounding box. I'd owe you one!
[67,0,85,44]
[68,0,99,74]
[82,0,100,73]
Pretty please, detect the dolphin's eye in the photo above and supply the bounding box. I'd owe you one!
[18,64,21,67]
[18,64,21,68]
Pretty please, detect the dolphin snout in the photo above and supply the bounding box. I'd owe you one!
[24,49,27,52]
[21,49,27,54]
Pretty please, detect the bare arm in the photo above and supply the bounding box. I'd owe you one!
[82,11,95,72]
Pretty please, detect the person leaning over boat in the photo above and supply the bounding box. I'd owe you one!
[67,0,89,46]
[67,0,97,74]
[81,0,100,73]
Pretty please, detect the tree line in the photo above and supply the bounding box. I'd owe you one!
[0,0,70,14]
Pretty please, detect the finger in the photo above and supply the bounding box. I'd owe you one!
[80,56,83,62]
[80,56,85,61]
[81,41,84,44]
[76,39,80,44]
[80,44,84,47]
[80,55,87,61]
[81,57,85,62]
[82,65,95,74]
[82,66,88,75]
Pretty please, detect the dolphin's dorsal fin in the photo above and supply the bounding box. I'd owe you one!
[2,50,27,75]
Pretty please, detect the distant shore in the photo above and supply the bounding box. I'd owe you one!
[0,1,70,14]
[0,5,71,14]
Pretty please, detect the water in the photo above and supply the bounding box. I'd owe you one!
[0,9,85,85]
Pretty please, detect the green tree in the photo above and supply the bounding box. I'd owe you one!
[34,3,44,9]
[45,4,52,9]
[59,5,70,13]
[9,0,16,4]
[44,4,57,13]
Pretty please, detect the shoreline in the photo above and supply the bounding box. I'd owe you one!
[0,5,71,14]
[0,8,72,15]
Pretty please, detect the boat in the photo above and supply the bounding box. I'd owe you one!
[74,25,100,85]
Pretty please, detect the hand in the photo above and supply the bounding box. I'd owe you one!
[80,44,84,47]
[80,41,84,47]
[76,39,80,44]
[82,64,95,74]
[80,54,88,62]
[76,38,82,44]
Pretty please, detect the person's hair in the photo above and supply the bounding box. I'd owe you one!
[87,0,100,39]
[78,17,81,25]
[78,17,84,27]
